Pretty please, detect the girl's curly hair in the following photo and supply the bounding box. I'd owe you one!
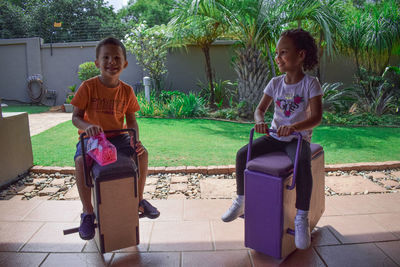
[281,29,318,71]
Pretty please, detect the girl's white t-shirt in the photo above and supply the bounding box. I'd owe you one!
[264,74,323,142]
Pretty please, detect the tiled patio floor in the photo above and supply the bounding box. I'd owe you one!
[0,194,400,266]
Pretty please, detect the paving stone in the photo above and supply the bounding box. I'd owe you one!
[64,185,79,200]
[170,183,187,192]
[380,179,399,188]
[207,166,220,175]
[145,177,158,185]
[368,172,387,179]
[38,187,60,196]
[200,179,236,199]
[171,176,189,184]
[167,193,187,200]
[50,179,65,186]
[325,175,387,194]
[391,171,400,179]
[186,166,198,173]
[17,185,35,195]
[144,185,156,193]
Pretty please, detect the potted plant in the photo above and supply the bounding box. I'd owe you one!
[64,84,76,112]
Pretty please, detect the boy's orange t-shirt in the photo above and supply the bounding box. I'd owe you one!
[71,76,140,135]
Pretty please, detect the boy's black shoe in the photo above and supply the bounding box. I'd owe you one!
[139,199,160,219]
[79,213,96,240]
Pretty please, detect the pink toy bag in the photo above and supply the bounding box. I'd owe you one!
[87,133,117,166]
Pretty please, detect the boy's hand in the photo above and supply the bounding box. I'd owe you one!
[85,125,103,137]
[255,122,269,134]
[130,137,145,156]
[277,125,296,137]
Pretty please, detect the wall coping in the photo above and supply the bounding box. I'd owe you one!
[30,161,400,175]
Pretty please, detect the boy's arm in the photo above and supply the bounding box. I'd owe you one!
[125,112,145,156]
[72,107,102,137]
[278,95,323,136]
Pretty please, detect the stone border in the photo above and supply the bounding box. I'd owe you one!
[30,161,400,175]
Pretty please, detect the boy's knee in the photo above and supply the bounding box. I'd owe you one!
[75,156,84,169]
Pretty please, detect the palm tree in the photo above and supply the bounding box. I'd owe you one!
[223,0,341,118]
[169,0,230,107]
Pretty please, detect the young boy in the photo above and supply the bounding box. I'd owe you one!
[71,37,160,241]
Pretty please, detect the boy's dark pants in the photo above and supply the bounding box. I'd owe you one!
[236,135,313,211]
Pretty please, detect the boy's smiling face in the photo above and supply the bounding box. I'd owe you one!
[95,44,128,80]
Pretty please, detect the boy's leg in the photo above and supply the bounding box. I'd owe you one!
[137,148,148,202]
[75,156,94,214]
[284,139,312,249]
[74,141,95,241]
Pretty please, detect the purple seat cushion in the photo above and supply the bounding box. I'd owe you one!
[246,143,323,177]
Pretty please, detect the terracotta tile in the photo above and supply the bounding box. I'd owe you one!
[366,193,400,213]
[211,220,246,250]
[0,200,43,221]
[375,241,400,265]
[317,215,397,244]
[93,221,153,253]
[324,196,344,216]
[0,252,47,267]
[316,243,397,267]
[111,252,180,267]
[250,248,325,267]
[371,213,400,238]
[21,222,86,252]
[182,251,251,267]
[0,221,43,251]
[323,195,389,215]
[140,199,183,222]
[41,253,112,267]
[311,226,341,246]
[23,200,82,222]
[149,221,212,251]
[183,199,231,221]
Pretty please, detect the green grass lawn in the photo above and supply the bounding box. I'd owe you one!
[3,105,50,114]
[31,118,400,167]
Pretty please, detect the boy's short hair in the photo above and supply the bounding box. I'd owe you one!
[281,29,318,71]
[96,37,127,60]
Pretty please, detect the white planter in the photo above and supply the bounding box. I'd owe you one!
[64,104,73,113]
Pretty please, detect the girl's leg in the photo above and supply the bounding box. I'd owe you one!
[284,139,312,249]
[235,135,283,195]
[222,136,283,222]
[284,139,312,210]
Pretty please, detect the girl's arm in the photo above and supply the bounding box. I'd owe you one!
[125,112,145,156]
[278,95,323,136]
[254,94,273,133]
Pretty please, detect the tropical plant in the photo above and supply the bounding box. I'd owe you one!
[169,0,231,107]
[198,79,238,108]
[78,61,100,81]
[322,82,356,113]
[124,22,169,92]
[339,0,400,76]
[222,0,341,118]
[65,84,77,104]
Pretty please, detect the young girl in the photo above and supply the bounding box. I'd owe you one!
[221,29,323,250]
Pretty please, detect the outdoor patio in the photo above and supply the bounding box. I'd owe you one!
[0,193,399,267]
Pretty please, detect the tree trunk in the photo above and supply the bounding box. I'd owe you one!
[202,45,215,108]
[234,44,271,119]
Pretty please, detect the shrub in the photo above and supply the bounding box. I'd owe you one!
[78,61,100,81]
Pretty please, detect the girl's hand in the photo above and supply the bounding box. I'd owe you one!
[277,125,296,137]
[255,122,269,134]
[130,137,145,156]
[85,125,103,137]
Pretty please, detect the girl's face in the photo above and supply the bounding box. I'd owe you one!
[275,36,305,73]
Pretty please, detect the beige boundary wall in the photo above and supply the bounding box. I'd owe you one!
[0,112,33,187]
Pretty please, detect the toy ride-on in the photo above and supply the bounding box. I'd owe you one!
[64,129,140,253]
